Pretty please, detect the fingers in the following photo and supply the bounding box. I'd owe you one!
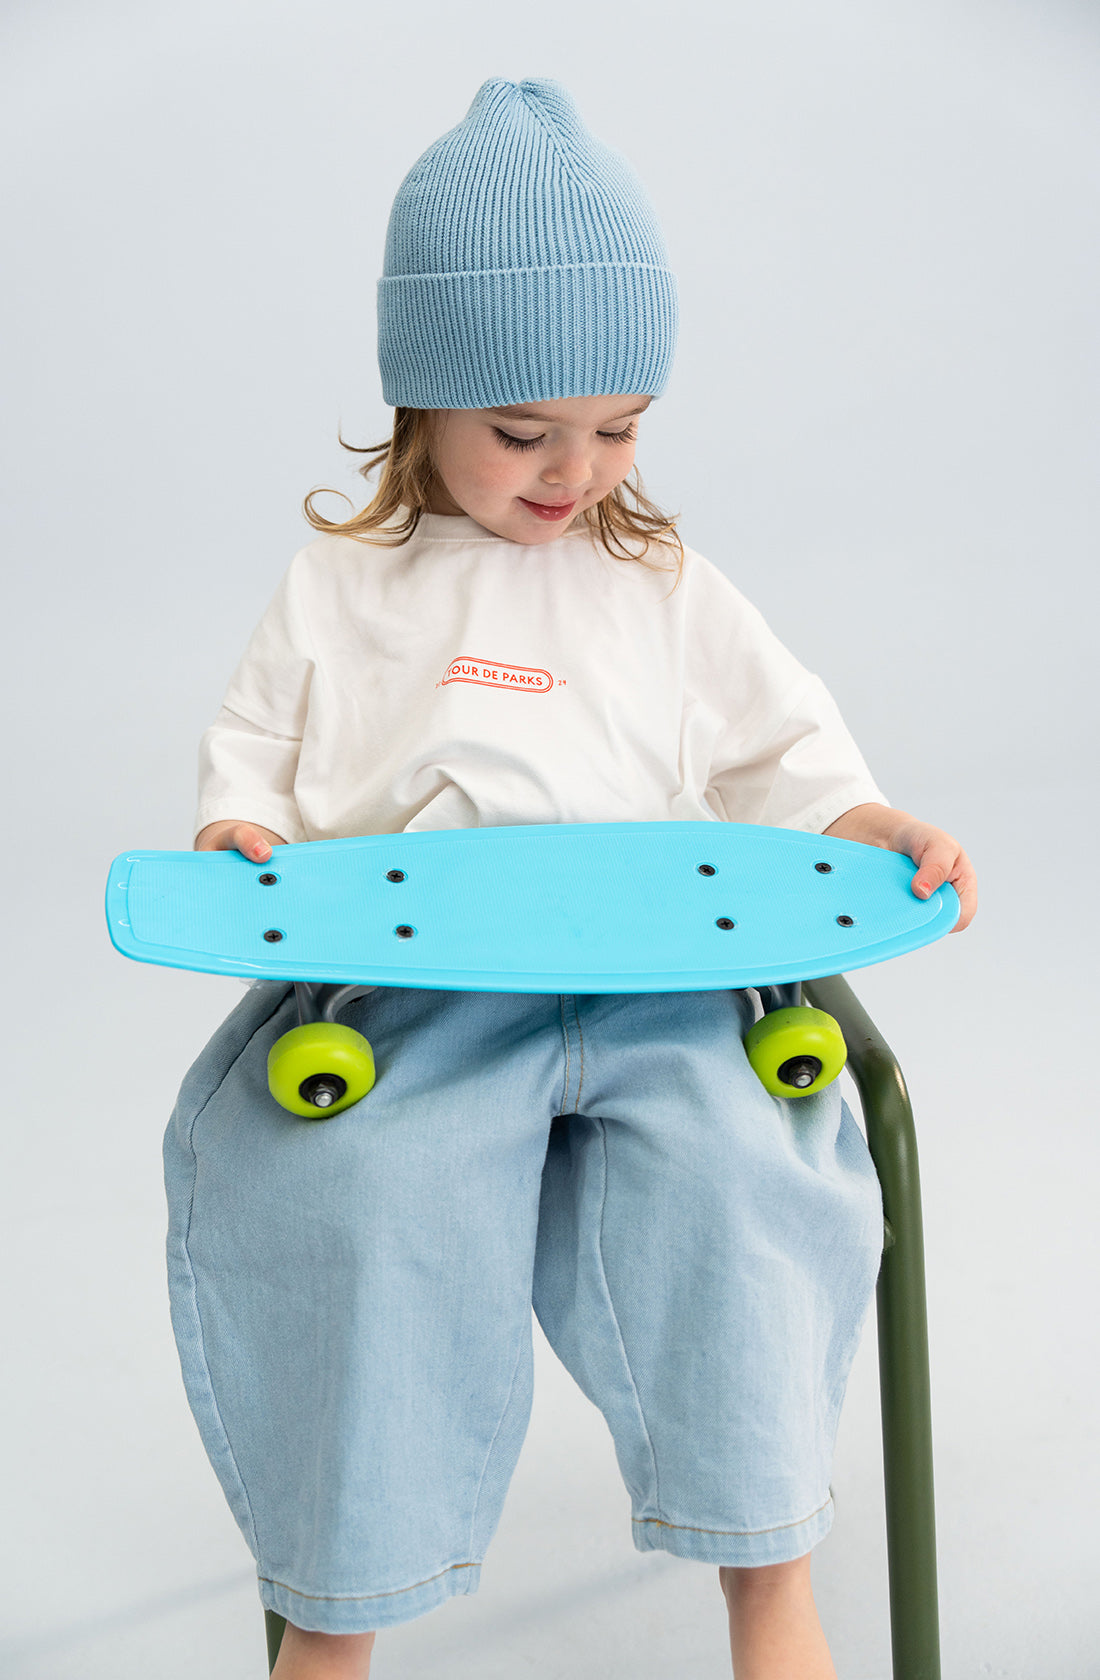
[910,839,951,900]
[909,831,977,932]
[194,820,286,861]
[945,848,978,930]
[235,824,274,863]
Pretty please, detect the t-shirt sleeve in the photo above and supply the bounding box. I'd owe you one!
[685,554,889,833]
[194,557,314,843]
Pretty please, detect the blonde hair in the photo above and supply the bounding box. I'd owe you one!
[303,408,683,575]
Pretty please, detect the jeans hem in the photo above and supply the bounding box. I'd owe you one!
[631,1493,834,1566]
[258,1560,482,1633]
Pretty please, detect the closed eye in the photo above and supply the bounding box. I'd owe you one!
[493,426,637,453]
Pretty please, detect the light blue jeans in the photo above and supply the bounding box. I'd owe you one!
[163,982,883,1634]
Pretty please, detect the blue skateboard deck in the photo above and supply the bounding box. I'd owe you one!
[106,822,959,992]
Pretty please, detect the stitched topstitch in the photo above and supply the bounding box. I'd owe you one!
[558,994,584,1113]
[572,996,586,1110]
[260,1561,479,1602]
[633,1494,832,1538]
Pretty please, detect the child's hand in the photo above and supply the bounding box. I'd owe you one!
[823,803,977,931]
[194,820,287,863]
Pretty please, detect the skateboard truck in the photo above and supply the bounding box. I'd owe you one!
[268,978,846,1119]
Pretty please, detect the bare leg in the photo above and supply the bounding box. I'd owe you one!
[719,1555,837,1680]
[269,1624,376,1680]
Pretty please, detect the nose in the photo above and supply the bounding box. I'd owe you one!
[540,439,592,493]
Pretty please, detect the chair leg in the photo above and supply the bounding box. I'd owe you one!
[805,976,942,1680]
[265,1608,287,1672]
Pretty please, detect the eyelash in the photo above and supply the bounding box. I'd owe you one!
[493,425,636,453]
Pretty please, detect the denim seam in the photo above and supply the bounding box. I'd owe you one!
[179,988,290,1561]
[557,994,577,1114]
[632,1493,832,1539]
[465,1306,529,1564]
[260,1561,479,1603]
[556,995,570,1113]
[594,1116,663,1515]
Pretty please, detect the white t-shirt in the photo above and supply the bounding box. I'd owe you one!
[196,512,887,843]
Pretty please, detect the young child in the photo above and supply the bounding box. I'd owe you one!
[166,78,976,1680]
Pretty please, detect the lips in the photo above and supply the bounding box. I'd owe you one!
[519,497,577,522]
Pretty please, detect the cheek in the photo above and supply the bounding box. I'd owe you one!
[437,433,523,496]
[433,427,505,495]
[477,451,532,493]
[603,444,636,488]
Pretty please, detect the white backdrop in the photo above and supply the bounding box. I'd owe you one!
[2,2,1098,1676]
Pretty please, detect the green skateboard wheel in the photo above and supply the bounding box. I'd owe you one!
[267,1023,376,1119]
[743,1006,847,1099]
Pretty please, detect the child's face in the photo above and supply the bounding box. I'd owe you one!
[426,393,652,544]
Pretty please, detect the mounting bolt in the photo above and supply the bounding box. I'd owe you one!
[299,1074,348,1108]
[697,863,717,876]
[715,917,736,931]
[778,1055,824,1089]
[263,929,284,943]
[386,870,406,883]
[814,862,833,874]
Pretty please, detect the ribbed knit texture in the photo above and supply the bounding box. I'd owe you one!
[378,78,678,408]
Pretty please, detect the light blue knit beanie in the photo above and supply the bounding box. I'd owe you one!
[378,78,678,408]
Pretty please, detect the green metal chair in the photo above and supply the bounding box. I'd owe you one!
[806,975,941,1680]
[264,973,941,1679]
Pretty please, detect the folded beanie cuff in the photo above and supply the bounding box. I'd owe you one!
[378,262,678,409]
